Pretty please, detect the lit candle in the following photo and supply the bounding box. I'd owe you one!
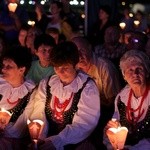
[106,126,128,150]
[27,119,44,140]
[8,3,18,13]
[134,20,140,27]
[119,22,126,30]
[27,21,35,27]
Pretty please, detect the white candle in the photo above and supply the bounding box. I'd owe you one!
[119,22,126,30]
[8,3,18,12]
[134,20,140,26]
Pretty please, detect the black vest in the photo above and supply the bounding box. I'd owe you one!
[117,98,150,145]
[0,90,34,123]
[45,77,92,136]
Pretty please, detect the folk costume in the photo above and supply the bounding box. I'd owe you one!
[0,77,36,149]
[30,71,100,150]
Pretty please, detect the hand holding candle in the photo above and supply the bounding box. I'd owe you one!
[0,108,12,130]
[106,119,128,150]
[27,119,44,150]
[27,119,44,140]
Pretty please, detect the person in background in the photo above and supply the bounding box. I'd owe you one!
[134,10,148,33]
[46,1,64,32]
[61,16,83,41]
[18,24,29,47]
[46,27,65,44]
[105,50,150,150]
[26,34,56,85]
[120,7,134,32]
[30,41,100,150]
[89,5,113,47]
[34,3,49,33]
[71,36,121,149]
[0,46,36,149]
[0,0,29,46]
[0,34,7,73]
[25,26,42,61]
[125,31,147,52]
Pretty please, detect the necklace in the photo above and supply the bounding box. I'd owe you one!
[7,98,19,105]
[127,87,148,124]
[53,93,73,122]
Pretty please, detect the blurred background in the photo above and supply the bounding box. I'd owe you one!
[0,0,150,36]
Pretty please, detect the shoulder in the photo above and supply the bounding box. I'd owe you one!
[116,85,130,103]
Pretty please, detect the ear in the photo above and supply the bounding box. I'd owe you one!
[123,74,127,81]
[34,50,39,56]
[19,67,26,75]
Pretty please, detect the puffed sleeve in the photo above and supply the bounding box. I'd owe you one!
[5,88,37,138]
[46,80,100,149]
[29,79,49,139]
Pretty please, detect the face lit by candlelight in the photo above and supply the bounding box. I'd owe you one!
[2,59,25,83]
[54,64,76,85]
[124,63,147,87]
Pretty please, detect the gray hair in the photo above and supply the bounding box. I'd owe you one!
[120,50,150,75]
[71,37,93,61]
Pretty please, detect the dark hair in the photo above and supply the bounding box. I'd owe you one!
[3,46,32,75]
[46,27,60,35]
[34,34,56,50]
[51,1,63,9]
[100,5,111,16]
[50,41,79,67]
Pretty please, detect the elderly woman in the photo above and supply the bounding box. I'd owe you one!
[105,50,150,149]
[0,46,36,149]
[30,41,100,150]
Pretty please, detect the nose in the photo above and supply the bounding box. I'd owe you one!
[133,68,140,76]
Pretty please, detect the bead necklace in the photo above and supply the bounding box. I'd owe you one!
[53,93,73,121]
[7,98,20,105]
[127,87,148,124]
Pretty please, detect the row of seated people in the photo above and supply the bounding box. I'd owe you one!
[0,38,150,149]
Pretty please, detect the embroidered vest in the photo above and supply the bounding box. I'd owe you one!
[0,90,34,122]
[45,77,92,136]
[117,99,150,145]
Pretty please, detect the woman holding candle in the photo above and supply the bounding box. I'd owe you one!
[0,46,36,149]
[105,50,150,149]
[30,41,100,150]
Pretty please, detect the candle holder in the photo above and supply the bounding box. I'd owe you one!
[8,3,18,13]
[27,119,44,150]
[0,108,12,130]
[106,126,128,150]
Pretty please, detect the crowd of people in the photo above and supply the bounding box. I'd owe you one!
[0,0,150,150]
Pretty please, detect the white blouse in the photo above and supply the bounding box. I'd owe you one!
[111,85,150,150]
[113,85,150,122]
[0,77,36,138]
[30,71,100,150]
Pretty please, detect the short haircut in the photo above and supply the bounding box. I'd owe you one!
[120,50,150,75]
[34,34,56,50]
[3,46,32,75]
[50,41,79,67]
[71,37,93,61]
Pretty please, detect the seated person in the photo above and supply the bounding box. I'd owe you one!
[72,37,122,149]
[0,46,36,149]
[26,34,56,85]
[105,50,150,150]
[30,41,100,150]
